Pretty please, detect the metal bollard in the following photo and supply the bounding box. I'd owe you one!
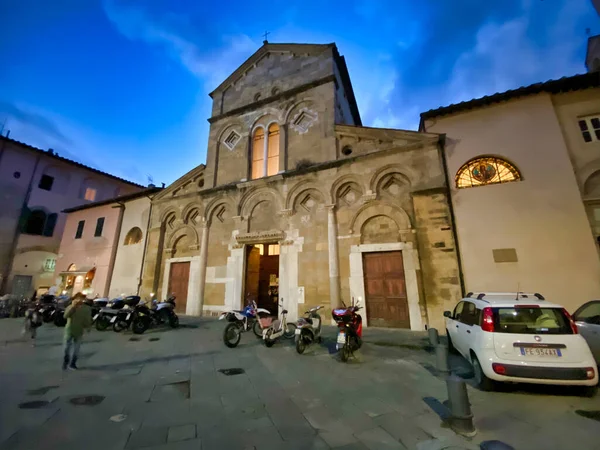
[446,374,476,437]
[428,327,439,346]
[435,344,450,373]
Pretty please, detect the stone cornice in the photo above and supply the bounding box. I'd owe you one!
[236,230,286,245]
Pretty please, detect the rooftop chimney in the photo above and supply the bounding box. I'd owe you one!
[48,148,55,155]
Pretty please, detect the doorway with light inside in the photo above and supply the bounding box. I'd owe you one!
[244,243,279,315]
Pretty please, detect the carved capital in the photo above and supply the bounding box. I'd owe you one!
[231,243,245,249]
[361,193,377,203]
[188,244,200,251]
[278,209,294,217]
[279,239,295,246]
[324,204,336,211]
[164,249,174,257]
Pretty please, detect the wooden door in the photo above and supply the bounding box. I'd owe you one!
[363,252,410,328]
[245,246,260,307]
[168,262,190,314]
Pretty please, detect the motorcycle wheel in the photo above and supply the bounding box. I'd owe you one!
[340,344,351,362]
[95,317,109,331]
[113,320,128,332]
[132,319,148,334]
[42,311,54,323]
[223,323,242,348]
[264,329,275,348]
[296,336,307,354]
[252,320,262,338]
[54,314,66,327]
[283,323,297,339]
[169,314,179,328]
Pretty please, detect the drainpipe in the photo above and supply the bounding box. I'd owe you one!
[436,134,466,297]
[136,196,154,295]
[0,151,42,294]
[105,202,125,297]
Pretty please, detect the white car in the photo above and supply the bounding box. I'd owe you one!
[444,292,598,395]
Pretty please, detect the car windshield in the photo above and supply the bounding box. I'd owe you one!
[493,307,573,334]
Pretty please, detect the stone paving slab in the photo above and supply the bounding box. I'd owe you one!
[1,317,600,450]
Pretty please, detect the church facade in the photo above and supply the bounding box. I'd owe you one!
[139,43,462,331]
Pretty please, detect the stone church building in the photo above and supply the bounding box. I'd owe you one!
[140,42,462,331]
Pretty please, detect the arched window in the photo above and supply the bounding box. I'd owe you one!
[252,128,265,180]
[124,227,143,245]
[455,156,521,189]
[267,124,280,177]
[21,209,58,236]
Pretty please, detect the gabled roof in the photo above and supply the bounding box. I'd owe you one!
[152,164,205,201]
[63,187,162,213]
[0,136,144,188]
[420,71,600,122]
[208,42,362,126]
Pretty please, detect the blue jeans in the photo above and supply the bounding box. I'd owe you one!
[63,335,81,369]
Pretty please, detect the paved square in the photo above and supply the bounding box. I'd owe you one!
[0,317,599,450]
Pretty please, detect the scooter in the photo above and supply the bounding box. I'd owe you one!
[130,296,180,334]
[262,299,297,348]
[295,306,324,354]
[332,297,363,362]
[221,300,270,348]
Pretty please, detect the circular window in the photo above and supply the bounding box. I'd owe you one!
[13,171,21,179]
[341,146,353,156]
[198,178,205,188]
[254,93,261,102]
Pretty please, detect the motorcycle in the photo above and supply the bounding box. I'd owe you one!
[38,294,57,323]
[332,298,363,362]
[53,296,72,327]
[262,299,297,348]
[112,302,140,332]
[295,306,324,354]
[94,296,138,331]
[221,300,270,348]
[130,296,179,334]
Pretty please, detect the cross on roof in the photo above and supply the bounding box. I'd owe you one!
[262,31,270,44]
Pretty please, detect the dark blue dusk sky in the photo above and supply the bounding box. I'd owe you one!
[0,0,598,186]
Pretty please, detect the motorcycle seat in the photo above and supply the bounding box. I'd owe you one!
[304,317,313,324]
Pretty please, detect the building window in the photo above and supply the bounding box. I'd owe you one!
[44,258,56,272]
[455,156,521,189]
[38,174,54,191]
[75,220,85,239]
[251,124,280,180]
[22,209,57,236]
[84,187,97,201]
[267,244,280,256]
[579,116,600,143]
[223,130,241,150]
[124,227,143,245]
[94,217,105,237]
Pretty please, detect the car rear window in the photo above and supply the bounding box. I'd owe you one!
[493,307,573,334]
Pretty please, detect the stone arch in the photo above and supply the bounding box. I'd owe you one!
[360,215,402,244]
[369,165,414,194]
[239,187,283,217]
[349,201,412,235]
[159,206,179,224]
[285,180,327,212]
[204,196,236,225]
[250,111,282,131]
[331,174,365,207]
[165,224,199,251]
[584,170,600,198]
[248,200,281,233]
[181,202,204,225]
[284,98,315,123]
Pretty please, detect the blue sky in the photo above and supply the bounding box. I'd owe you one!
[0,0,598,186]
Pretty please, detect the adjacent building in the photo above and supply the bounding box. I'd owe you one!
[420,40,600,313]
[55,188,161,298]
[0,136,143,297]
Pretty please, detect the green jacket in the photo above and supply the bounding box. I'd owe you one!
[64,303,92,338]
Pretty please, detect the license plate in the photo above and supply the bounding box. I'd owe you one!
[110,316,117,323]
[337,332,346,344]
[520,347,561,357]
[126,313,131,321]
[295,328,301,335]
[93,314,99,321]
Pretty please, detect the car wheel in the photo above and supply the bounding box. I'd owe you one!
[446,330,457,354]
[472,354,495,391]
[580,385,598,398]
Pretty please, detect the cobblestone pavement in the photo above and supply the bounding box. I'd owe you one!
[0,317,599,450]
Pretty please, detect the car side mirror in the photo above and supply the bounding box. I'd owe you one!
[443,311,452,318]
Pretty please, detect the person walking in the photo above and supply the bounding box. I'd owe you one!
[63,293,92,371]
[22,302,42,346]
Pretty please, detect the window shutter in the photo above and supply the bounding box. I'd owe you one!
[43,213,58,237]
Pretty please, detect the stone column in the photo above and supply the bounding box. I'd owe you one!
[278,124,287,173]
[326,204,341,310]
[197,221,210,316]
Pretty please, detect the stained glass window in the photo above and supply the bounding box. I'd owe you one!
[455,157,521,189]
